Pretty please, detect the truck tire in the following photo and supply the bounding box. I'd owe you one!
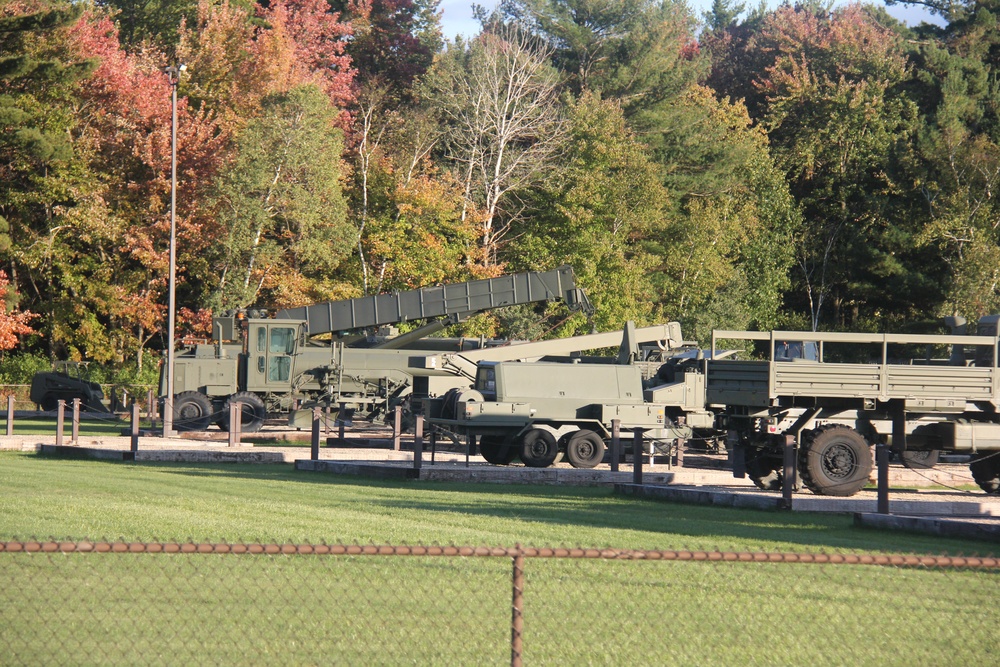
[173,391,214,432]
[899,449,940,470]
[799,426,872,497]
[479,435,517,465]
[520,429,559,468]
[218,391,267,433]
[565,430,606,469]
[970,453,1000,494]
[746,449,783,491]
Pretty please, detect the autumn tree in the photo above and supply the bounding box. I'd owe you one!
[0,269,36,350]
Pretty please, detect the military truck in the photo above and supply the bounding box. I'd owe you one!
[424,322,714,468]
[709,320,1000,496]
[163,266,594,432]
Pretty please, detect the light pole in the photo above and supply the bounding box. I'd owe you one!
[162,63,186,437]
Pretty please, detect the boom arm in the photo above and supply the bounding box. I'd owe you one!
[274,266,593,336]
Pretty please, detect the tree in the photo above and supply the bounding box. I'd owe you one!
[208,85,353,310]
[0,269,36,350]
[427,21,565,267]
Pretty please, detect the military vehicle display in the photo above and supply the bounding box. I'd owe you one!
[424,322,711,468]
[427,316,1000,496]
[709,322,1000,496]
[30,362,111,413]
[162,266,595,432]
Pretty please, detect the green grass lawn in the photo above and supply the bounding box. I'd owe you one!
[1,451,996,665]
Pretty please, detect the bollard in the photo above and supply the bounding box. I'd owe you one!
[611,420,620,473]
[877,443,890,514]
[6,395,13,436]
[310,407,321,460]
[781,435,796,510]
[413,415,423,470]
[228,402,240,447]
[632,430,643,485]
[338,402,346,444]
[71,398,81,445]
[147,388,157,426]
[430,430,437,464]
[393,405,402,451]
[56,400,65,446]
[466,433,474,468]
[131,403,140,452]
[676,437,685,467]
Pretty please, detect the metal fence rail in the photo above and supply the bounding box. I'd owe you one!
[2,541,998,666]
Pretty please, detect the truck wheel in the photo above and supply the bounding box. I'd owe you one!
[799,426,872,497]
[479,435,517,465]
[970,453,1000,494]
[219,391,267,433]
[746,450,783,491]
[565,430,606,469]
[900,449,940,470]
[520,429,558,468]
[173,391,213,432]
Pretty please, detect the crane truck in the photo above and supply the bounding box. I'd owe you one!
[162,266,595,432]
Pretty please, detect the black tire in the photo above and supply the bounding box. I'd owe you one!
[899,449,940,470]
[970,453,1000,494]
[219,391,267,433]
[478,435,517,465]
[519,429,559,468]
[565,430,606,469]
[39,394,59,412]
[799,426,873,497]
[173,391,214,432]
[746,449,783,491]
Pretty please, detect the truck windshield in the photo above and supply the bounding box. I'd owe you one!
[476,367,496,398]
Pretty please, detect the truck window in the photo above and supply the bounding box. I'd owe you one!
[256,327,266,353]
[270,327,296,355]
[476,367,496,397]
[269,356,291,382]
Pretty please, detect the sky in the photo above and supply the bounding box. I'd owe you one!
[437,0,943,41]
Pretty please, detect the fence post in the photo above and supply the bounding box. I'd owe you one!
[147,389,157,428]
[131,402,140,453]
[632,430,643,485]
[676,436,685,467]
[429,430,437,464]
[310,407,321,460]
[413,415,423,470]
[338,402,346,444]
[228,402,241,448]
[610,419,620,473]
[781,435,796,510]
[466,433,474,467]
[6,395,14,436]
[393,405,402,452]
[510,545,524,667]
[56,400,65,446]
[71,398,81,445]
[876,443,890,514]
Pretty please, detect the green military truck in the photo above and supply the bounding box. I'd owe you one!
[425,322,715,468]
[709,319,1000,496]
[163,266,593,432]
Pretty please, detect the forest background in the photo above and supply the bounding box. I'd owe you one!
[1,0,999,388]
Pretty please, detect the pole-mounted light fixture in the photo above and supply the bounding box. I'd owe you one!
[162,63,186,437]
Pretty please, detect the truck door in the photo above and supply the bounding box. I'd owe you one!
[247,323,298,391]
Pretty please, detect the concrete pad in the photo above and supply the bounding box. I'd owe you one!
[854,513,1000,542]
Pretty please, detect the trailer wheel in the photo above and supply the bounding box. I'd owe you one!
[520,429,558,468]
[565,430,606,469]
[799,426,872,496]
[479,435,517,465]
[746,450,783,491]
[218,391,267,433]
[970,453,1000,494]
[173,391,214,432]
[899,449,940,470]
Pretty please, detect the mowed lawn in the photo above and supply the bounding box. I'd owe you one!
[1,451,997,665]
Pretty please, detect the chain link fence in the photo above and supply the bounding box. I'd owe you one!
[2,541,997,665]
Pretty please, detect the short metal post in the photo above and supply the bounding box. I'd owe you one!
[130,403,140,452]
[632,430,643,485]
[413,415,423,470]
[781,435,796,510]
[876,443,890,514]
[393,405,402,451]
[430,431,437,464]
[56,400,65,446]
[676,437,685,467]
[610,420,620,472]
[510,545,524,667]
[228,402,240,447]
[338,402,346,443]
[71,398,81,445]
[310,407,321,460]
[6,395,14,436]
[466,434,475,467]
[147,388,157,426]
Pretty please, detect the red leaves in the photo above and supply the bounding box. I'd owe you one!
[0,271,37,350]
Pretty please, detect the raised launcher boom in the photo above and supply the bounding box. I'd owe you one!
[273,265,593,337]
